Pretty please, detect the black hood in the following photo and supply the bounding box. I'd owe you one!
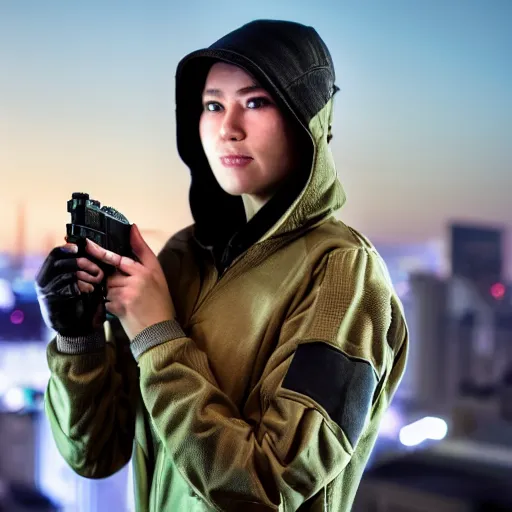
[175,19,340,258]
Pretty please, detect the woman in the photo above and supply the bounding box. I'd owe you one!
[36,19,408,512]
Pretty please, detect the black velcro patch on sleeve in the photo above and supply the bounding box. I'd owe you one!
[281,342,377,447]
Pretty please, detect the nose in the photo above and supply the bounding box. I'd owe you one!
[219,109,245,142]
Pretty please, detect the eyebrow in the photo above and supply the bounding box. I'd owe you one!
[202,84,266,97]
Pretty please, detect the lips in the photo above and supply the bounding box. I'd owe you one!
[220,155,253,168]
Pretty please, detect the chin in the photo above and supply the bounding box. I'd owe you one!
[223,187,250,197]
[218,179,257,197]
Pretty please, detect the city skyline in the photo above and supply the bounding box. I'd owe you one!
[2,1,511,260]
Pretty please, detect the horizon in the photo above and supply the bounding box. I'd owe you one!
[3,1,511,264]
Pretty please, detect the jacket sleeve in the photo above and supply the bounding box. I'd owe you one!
[133,247,408,511]
[44,317,140,479]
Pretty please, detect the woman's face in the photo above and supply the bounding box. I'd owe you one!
[199,62,302,207]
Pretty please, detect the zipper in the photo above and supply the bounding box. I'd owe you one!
[216,268,226,283]
[192,251,222,313]
[195,238,257,312]
[195,254,242,312]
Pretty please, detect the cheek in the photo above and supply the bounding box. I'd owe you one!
[254,117,284,152]
[263,119,296,161]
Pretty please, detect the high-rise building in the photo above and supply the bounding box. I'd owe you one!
[406,272,448,411]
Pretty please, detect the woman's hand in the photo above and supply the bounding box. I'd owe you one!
[85,224,176,341]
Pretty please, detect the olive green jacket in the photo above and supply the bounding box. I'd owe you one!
[44,99,408,511]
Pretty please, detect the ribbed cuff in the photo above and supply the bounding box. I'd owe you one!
[56,330,106,354]
[131,319,185,361]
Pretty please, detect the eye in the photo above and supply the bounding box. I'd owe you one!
[247,97,272,109]
[203,101,222,112]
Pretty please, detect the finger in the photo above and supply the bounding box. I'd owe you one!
[105,289,124,316]
[105,301,122,317]
[116,255,141,275]
[54,258,80,273]
[106,271,129,288]
[85,239,122,267]
[86,239,141,275]
[105,287,123,302]
[77,280,94,294]
[36,246,79,286]
[61,243,79,254]
[76,258,104,280]
[130,224,155,266]
[76,270,103,284]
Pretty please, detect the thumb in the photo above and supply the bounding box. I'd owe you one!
[130,224,154,264]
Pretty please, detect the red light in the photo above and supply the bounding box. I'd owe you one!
[490,283,506,300]
[10,309,24,324]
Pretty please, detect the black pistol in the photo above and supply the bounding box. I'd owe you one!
[66,192,134,275]
[66,192,134,320]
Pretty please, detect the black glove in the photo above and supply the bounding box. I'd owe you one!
[35,246,106,337]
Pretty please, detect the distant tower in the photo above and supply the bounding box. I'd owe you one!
[407,272,448,411]
[13,201,26,274]
[447,222,512,396]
